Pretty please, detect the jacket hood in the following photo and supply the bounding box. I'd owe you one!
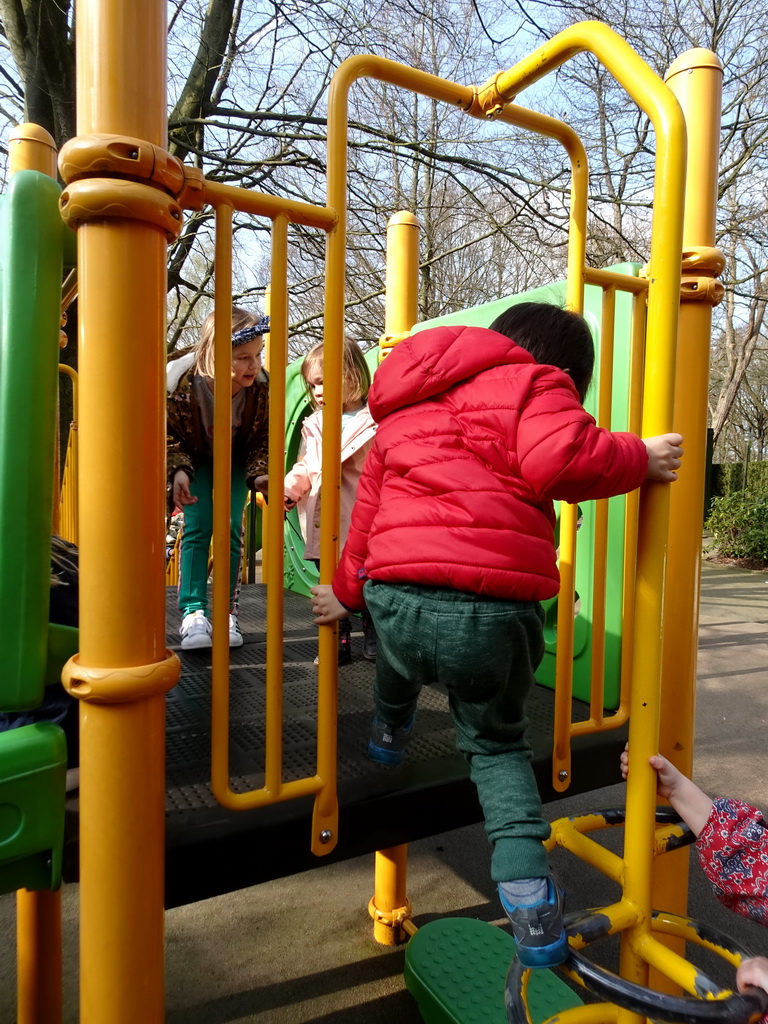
[167,351,196,393]
[368,325,537,421]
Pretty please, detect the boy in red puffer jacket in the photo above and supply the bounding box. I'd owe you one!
[311,302,683,969]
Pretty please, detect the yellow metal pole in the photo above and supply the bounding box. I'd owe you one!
[481,23,686,1013]
[617,294,647,724]
[8,123,57,178]
[16,888,62,1023]
[649,48,723,982]
[369,211,421,942]
[266,216,288,798]
[9,122,63,1024]
[588,287,616,721]
[380,210,419,355]
[63,1,176,1020]
[370,846,412,945]
[57,365,79,545]
[261,284,271,578]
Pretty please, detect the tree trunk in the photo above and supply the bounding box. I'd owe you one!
[0,0,75,149]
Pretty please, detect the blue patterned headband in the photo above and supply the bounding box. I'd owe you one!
[232,315,270,346]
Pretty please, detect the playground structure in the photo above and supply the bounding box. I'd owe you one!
[1,0,763,1020]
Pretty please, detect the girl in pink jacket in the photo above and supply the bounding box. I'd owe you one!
[284,338,377,663]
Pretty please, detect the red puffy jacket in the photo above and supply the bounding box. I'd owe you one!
[332,325,648,611]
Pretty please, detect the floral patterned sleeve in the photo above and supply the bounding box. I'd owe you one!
[696,797,768,927]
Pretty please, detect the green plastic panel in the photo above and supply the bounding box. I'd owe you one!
[0,723,67,894]
[404,918,582,1024]
[413,267,641,708]
[0,171,66,711]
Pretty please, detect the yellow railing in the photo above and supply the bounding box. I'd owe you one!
[57,365,79,545]
[551,270,649,789]
[198,182,341,856]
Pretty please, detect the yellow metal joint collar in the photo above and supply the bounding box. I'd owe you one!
[681,245,725,306]
[639,245,725,306]
[467,72,512,120]
[58,133,185,194]
[56,133,202,238]
[378,330,412,354]
[59,178,184,241]
[368,896,413,928]
[61,650,181,704]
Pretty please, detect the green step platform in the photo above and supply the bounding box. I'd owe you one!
[404,918,583,1024]
[0,722,67,895]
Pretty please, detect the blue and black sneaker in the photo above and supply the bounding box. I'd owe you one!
[367,715,414,766]
[499,877,568,969]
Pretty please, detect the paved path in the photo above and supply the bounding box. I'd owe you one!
[1,561,765,1022]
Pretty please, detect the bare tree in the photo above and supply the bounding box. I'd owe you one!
[0,0,75,151]
[4,0,768,458]
[514,0,768,455]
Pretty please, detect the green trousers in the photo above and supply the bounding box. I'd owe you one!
[178,462,247,616]
[363,580,550,883]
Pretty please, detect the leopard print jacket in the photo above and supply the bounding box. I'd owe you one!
[167,366,269,505]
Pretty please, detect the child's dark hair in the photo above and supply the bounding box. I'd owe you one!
[489,302,594,402]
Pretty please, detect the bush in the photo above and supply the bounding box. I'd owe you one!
[706,491,768,561]
[711,460,768,497]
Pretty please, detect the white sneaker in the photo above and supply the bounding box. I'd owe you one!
[229,613,244,648]
[180,610,212,649]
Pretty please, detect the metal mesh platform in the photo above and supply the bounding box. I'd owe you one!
[64,584,626,908]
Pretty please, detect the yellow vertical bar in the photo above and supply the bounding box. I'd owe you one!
[52,395,61,535]
[10,124,64,1024]
[371,846,410,945]
[370,211,421,940]
[263,284,272,371]
[552,504,577,790]
[210,204,234,798]
[385,212,420,335]
[17,888,62,1024]
[75,1,169,1021]
[261,285,271,578]
[550,115,588,792]
[589,287,616,720]
[8,123,57,177]
[319,75,347,698]
[383,210,420,352]
[649,48,723,984]
[617,296,647,716]
[70,422,79,545]
[266,215,288,796]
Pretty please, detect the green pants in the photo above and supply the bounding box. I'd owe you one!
[178,462,247,616]
[363,580,549,883]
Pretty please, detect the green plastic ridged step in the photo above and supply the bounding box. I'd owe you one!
[404,918,583,1024]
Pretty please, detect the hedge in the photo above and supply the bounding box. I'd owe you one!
[705,491,768,561]
[710,460,768,497]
